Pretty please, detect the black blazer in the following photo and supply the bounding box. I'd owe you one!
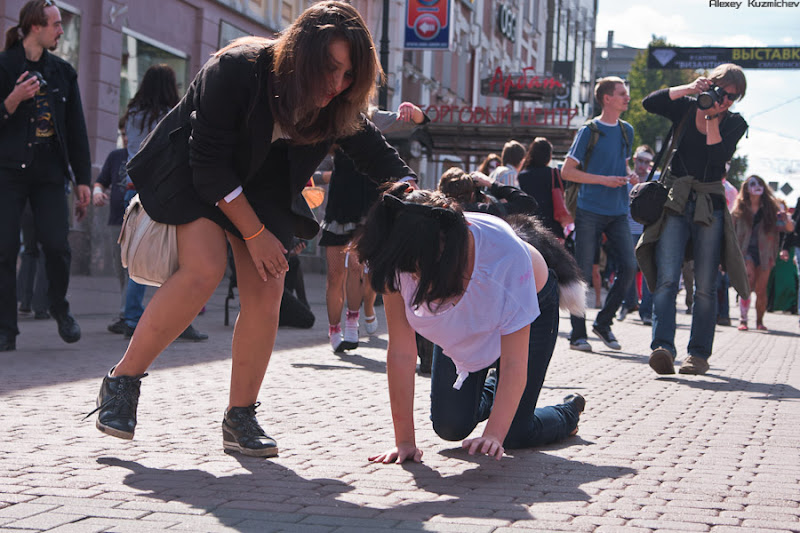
[128,44,415,240]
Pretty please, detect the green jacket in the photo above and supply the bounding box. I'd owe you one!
[636,175,750,298]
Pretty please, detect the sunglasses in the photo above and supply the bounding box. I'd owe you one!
[719,87,740,102]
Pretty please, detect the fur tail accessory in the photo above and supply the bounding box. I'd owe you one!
[505,214,587,317]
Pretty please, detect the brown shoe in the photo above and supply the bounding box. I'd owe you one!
[678,355,710,375]
[648,348,675,375]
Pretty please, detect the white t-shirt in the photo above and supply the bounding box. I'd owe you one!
[397,213,540,388]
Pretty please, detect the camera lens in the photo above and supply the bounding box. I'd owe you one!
[697,92,715,110]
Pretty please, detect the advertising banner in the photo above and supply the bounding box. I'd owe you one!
[649,46,800,69]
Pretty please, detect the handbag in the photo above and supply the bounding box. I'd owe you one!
[629,108,692,226]
[301,177,326,210]
[118,193,179,287]
[550,167,573,227]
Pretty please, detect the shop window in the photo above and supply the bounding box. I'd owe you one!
[213,0,281,29]
[119,30,188,119]
[52,2,80,70]
[219,20,251,48]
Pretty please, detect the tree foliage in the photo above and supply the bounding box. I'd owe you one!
[727,155,748,190]
[623,37,695,152]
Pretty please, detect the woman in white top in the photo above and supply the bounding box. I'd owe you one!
[354,184,585,462]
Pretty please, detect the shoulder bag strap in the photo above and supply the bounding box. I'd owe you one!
[645,106,693,184]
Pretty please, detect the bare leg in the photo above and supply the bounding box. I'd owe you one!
[754,267,770,328]
[739,260,756,328]
[113,219,227,377]
[345,251,363,314]
[592,264,602,308]
[363,271,377,319]
[325,245,346,326]
[228,234,285,409]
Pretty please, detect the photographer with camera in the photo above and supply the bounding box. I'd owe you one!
[0,0,92,352]
[437,167,538,217]
[637,64,750,376]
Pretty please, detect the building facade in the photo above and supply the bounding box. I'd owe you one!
[2,0,596,274]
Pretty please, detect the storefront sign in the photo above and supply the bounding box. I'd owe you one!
[497,3,516,42]
[424,104,580,127]
[649,46,800,69]
[405,0,451,50]
[480,67,566,101]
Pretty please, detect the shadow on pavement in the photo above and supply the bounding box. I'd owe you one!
[678,374,800,400]
[98,447,636,527]
[97,456,360,531]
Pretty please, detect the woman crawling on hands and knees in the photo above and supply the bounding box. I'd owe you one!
[354,184,587,463]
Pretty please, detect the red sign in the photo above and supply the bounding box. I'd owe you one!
[481,67,567,101]
[424,105,580,127]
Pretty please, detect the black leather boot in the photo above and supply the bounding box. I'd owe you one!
[50,306,81,343]
[222,402,278,457]
[86,367,147,440]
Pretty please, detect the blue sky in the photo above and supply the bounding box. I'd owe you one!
[596,0,800,202]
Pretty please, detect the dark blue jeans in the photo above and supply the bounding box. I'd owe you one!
[639,279,653,321]
[124,278,147,328]
[429,272,579,449]
[623,233,642,311]
[652,199,724,359]
[717,270,730,320]
[570,208,635,340]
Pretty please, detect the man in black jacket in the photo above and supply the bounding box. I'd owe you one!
[0,0,91,351]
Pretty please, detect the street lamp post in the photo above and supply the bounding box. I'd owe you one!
[578,80,591,116]
[379,0,390,109]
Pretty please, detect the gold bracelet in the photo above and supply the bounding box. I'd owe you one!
[243,224,265,241]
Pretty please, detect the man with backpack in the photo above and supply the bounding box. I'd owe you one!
[561,76,638,352]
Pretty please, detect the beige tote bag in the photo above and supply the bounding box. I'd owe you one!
[118,194,178,287]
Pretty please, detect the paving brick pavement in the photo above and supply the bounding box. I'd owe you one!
[1,273,798,532]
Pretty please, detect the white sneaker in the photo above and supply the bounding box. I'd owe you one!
[364,315,378,335]
[341,320,359,351]
[329,329,344,353]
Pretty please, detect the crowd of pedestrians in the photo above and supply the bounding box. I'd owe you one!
[5,0,799,467]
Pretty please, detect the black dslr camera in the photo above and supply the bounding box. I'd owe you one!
[696,85,725,110]
[19,70,47,91]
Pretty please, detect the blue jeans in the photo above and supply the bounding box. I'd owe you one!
[652,199,724,360]
[623,233,642,311]
[717,270,730,320]
[639,278,653,321]
[429,272,579,449]
[570,208,635,340]
[123,278,147,328]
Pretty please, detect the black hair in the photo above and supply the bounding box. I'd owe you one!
[353,183,469,307]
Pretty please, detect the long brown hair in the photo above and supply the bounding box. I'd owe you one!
[268,1,381,144]
[522,137,553,169]
[477,153,500,174]
[122,64,180,133]
[4,0,52,51]
[732,175,780,231]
